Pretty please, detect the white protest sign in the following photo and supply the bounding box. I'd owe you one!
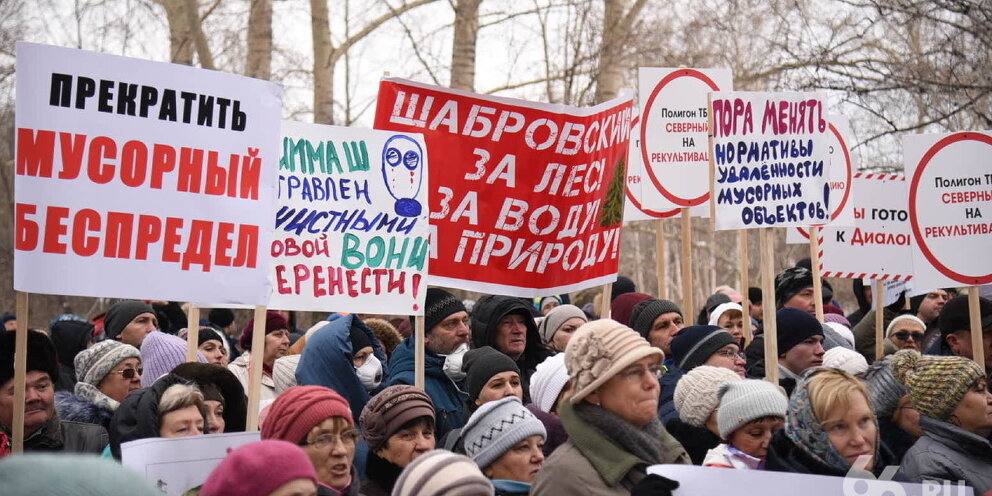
[14,42,281,305]
[820,174,914,281]
[625,116,709,222]
[122,431,260,495]
[871,278,911,307]
[647,464,974,496]
[269,121,429,314]
[638,67,732,209]
[904,131,992,288]
[710,92,831,230]
[787,114,857,243]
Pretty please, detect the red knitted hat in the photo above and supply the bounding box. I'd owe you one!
[201,440,317,496]
[261,385,353,444]
[240,311,290,351]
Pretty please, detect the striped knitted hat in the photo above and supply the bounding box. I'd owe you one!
[461,396,546,469]
[391,449,494,496]
[890,349,985,421]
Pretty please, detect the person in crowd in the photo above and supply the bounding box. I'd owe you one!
[884,315,926,353]
[141,330,207,387]
[892,350,992,493]
[747,287,764,325]
[57,340,141,429]
[463,396,546,495]
[824,321,856,349]
[274,310,305,344]
[773,308,826,393]
[714,285,743,303]
[386,288,470,439]
[172,362,247,434]
[703,379,787,469]
[2,314,16,332]
[911,288,949,348]
[104,300,159,348]
[695,293,730,325]
[863,357,920,463]
[298,313,387,422]
[610,292,652,327]
[178,326,228,366]
[359,385,436,496]
[109,374,207,459]
[535,296,562,316]
[273,354,301,394]
[822,347,868,377]
[261,385,362,496]
[471,295,549,389]
[48,315,94,391]
[846,279,872,327]
[672,325,746,378]
[0,331,107,455]
[392,449,495,496]
[629,298,685,358]
[207,308,240,360]
[532,320,689,496]
[708,302,748,346]
[0,454,162,495]
[228,311,291,404]
[852,291,909,362]
[364,318,402,359]
[766,368,896,477]
[527,354,570,456]
[200,440,319,496]
[669,365,742,464]
[463,346,524,413]
[611,276,637,302]
[537,304,587,354]
[929,296,992,375]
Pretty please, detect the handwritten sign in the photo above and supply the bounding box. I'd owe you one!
[788,114,856,243]
[905,131,992,287]
[710,92,830,231]
[374,78,632,296]
[269,121,429,314]
[121,431,260,496]
[14,43,281,304]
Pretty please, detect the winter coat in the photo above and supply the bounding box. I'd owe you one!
[897,416,992,493]
[657,366,683,423]
[318,466,362,496]
[878,415,918,465]
[227,352,276,405]
[853,308,899,362]
[531,401,690,496]
[384,336,466,439]
[493,479,531,496]
[359,452,402,496]
[108,373,195,460]
[846,279,871,327]
[296,314,388,422]
[470,296,550,391]
[55,390,114,429]
[664,417,721,465]
[2,414,108,455]
[765,429,899,478]
[50,320,94,392]
[702,443,763,469]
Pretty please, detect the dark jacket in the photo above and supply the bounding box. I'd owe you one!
[385,336,466,440]
[766,429,899,478]
[109,373,193,459]
[527,404,568,457]
[471,296,550,389]
[318,466,362,496]
[878,416,918,465]
[898,416,992,493]
[846,279,871,327]
[360,452,402,496]
[55,390,114,429]
[2,414,107,455]
[50,320,94,392]
[657,366,683,423]
[171,362,248,433]
[664,417,721,465]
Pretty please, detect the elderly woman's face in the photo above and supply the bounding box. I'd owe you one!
[586,355,662,428]
[302,417,359,490]
[98,357,142,403]
[950,379,992,438]
[887,320,925,351]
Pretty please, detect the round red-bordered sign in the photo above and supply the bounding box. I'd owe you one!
[626,116,681,218]
[795,121,854,239]
[908,132,992,285]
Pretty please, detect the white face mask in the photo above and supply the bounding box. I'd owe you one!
[356,353,383,391]
[442,343,470,382]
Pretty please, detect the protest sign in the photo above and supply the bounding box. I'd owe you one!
[269,121,429,314]
[638,67,732,208]
[710,91,831,231]
[122,431,260,495]
[625,116,708,222]
[904,131,992,288]
[820,173,914,281]
[14,42,281,305]
[788,114,857,243]
[374,78,632,296]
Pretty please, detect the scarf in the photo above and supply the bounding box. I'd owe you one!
[74,381,120,412]
[573,402,663,465]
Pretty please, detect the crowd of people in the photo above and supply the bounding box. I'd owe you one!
[0,265,990,496]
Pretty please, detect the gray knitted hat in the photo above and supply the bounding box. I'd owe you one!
[74,340,140,385]
[391,450,494,496]
[716,379,788,439]
[461,396,546,469]
[629,299,683,339]
[104,300,155,341]
[537,304,587,344]
[864,358,906,419]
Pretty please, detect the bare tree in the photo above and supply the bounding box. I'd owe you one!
[593,0,646,103]
[246,0,272,79]
[450,0,482,91]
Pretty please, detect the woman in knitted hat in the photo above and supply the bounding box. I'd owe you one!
[359,386,436,496]
[141,331,207,387]
[228,310,290,405]
[109,374,208,459]
[172,362,248,434]
[526,354,571,456]
[392,449,494,496]
[179,326,229,366]
[200,440,319,496]
[885,315,926,352]
[667,365,742,464]
[261,385,361,496]
[708,302,748,347]
[537,305,587,353]
[463,397,546,496]
[531,320,689,496]
[891,350,992,492]
[863,357,920,463]
[765,368,897,478]
[703,379,787,469]
[56,340,142,429]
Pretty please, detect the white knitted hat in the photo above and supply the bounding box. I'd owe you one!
[673,365,742,428]
[822,347,869,376]
[529,354,569,413]
[565,319,663,403]
[716,379,788,439]
[461,396,546,469]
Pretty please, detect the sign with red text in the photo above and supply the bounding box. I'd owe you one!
[625,116,709,222]
[374,78,632,296]
[787,114,857,243]
[14,43,281,304]
[638,67,732,209]
[820,174,914,281]
[710,92,830,230]
[905,131,992,287]
[269,121,429,314]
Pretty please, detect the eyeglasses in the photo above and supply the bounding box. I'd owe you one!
[439,317,470,331]
[109,368,143,379]
[303,429,361,449]
[892,332,924,342]
[713,349,745,360]
[618,364,665,382]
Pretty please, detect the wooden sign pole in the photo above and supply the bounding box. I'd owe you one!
[680,209,693,315]
[12,292,29,453]
[246,305,267,431]
[739,230,751,343]
[600,283,613,319]
[874,280,884,361]
[809,226,824,322]
[656,219,667,300]
[969,288,985,370]
[760,229,778,384]
[186,305,201,362]
[414,316,426,389]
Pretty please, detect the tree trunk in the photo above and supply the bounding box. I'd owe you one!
[310,0,334,124]
[184,0,215,69]
[160,0,193,65]
[594,0,646,103]
[246,0,272,80]
[450,0,482,91]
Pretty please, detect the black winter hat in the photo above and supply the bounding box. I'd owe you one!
[461,346,520,402]
[630,299,683,339]
[171,362,248,432]
[0,330,59,386]
[776,308,824,354]
[470,295,539,351]
[50,320,94,368]
[670,325,737,371]
[939,295,992,337]
[104,300,155,340]
[413,288,466,334]
[208,308,235,328]
[611,276,637,301]
[774,267,833,308]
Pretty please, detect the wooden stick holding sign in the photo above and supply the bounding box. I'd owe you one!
[874,280,884,361]
[656,219,667,300]
[969,288,985,370]
[186,305,201,362]
[12,292,29,453]
[681,210,694,316]
[739,231,751,344]
[600,283,613,319]
[809,226,824,322]
[246,305,267,431]
[414,316,425,389]
[760,229,778,384]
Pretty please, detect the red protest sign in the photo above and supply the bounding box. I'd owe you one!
[374,78,632,296]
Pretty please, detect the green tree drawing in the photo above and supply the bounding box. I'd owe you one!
[599,156,626,226]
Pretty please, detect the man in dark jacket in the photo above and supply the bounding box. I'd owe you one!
[470,295,549,390]
[385,288,470,439]
[0,330,107,455]
[930,295,992,374]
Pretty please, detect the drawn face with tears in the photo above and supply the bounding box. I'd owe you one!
[382,135,424,217]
